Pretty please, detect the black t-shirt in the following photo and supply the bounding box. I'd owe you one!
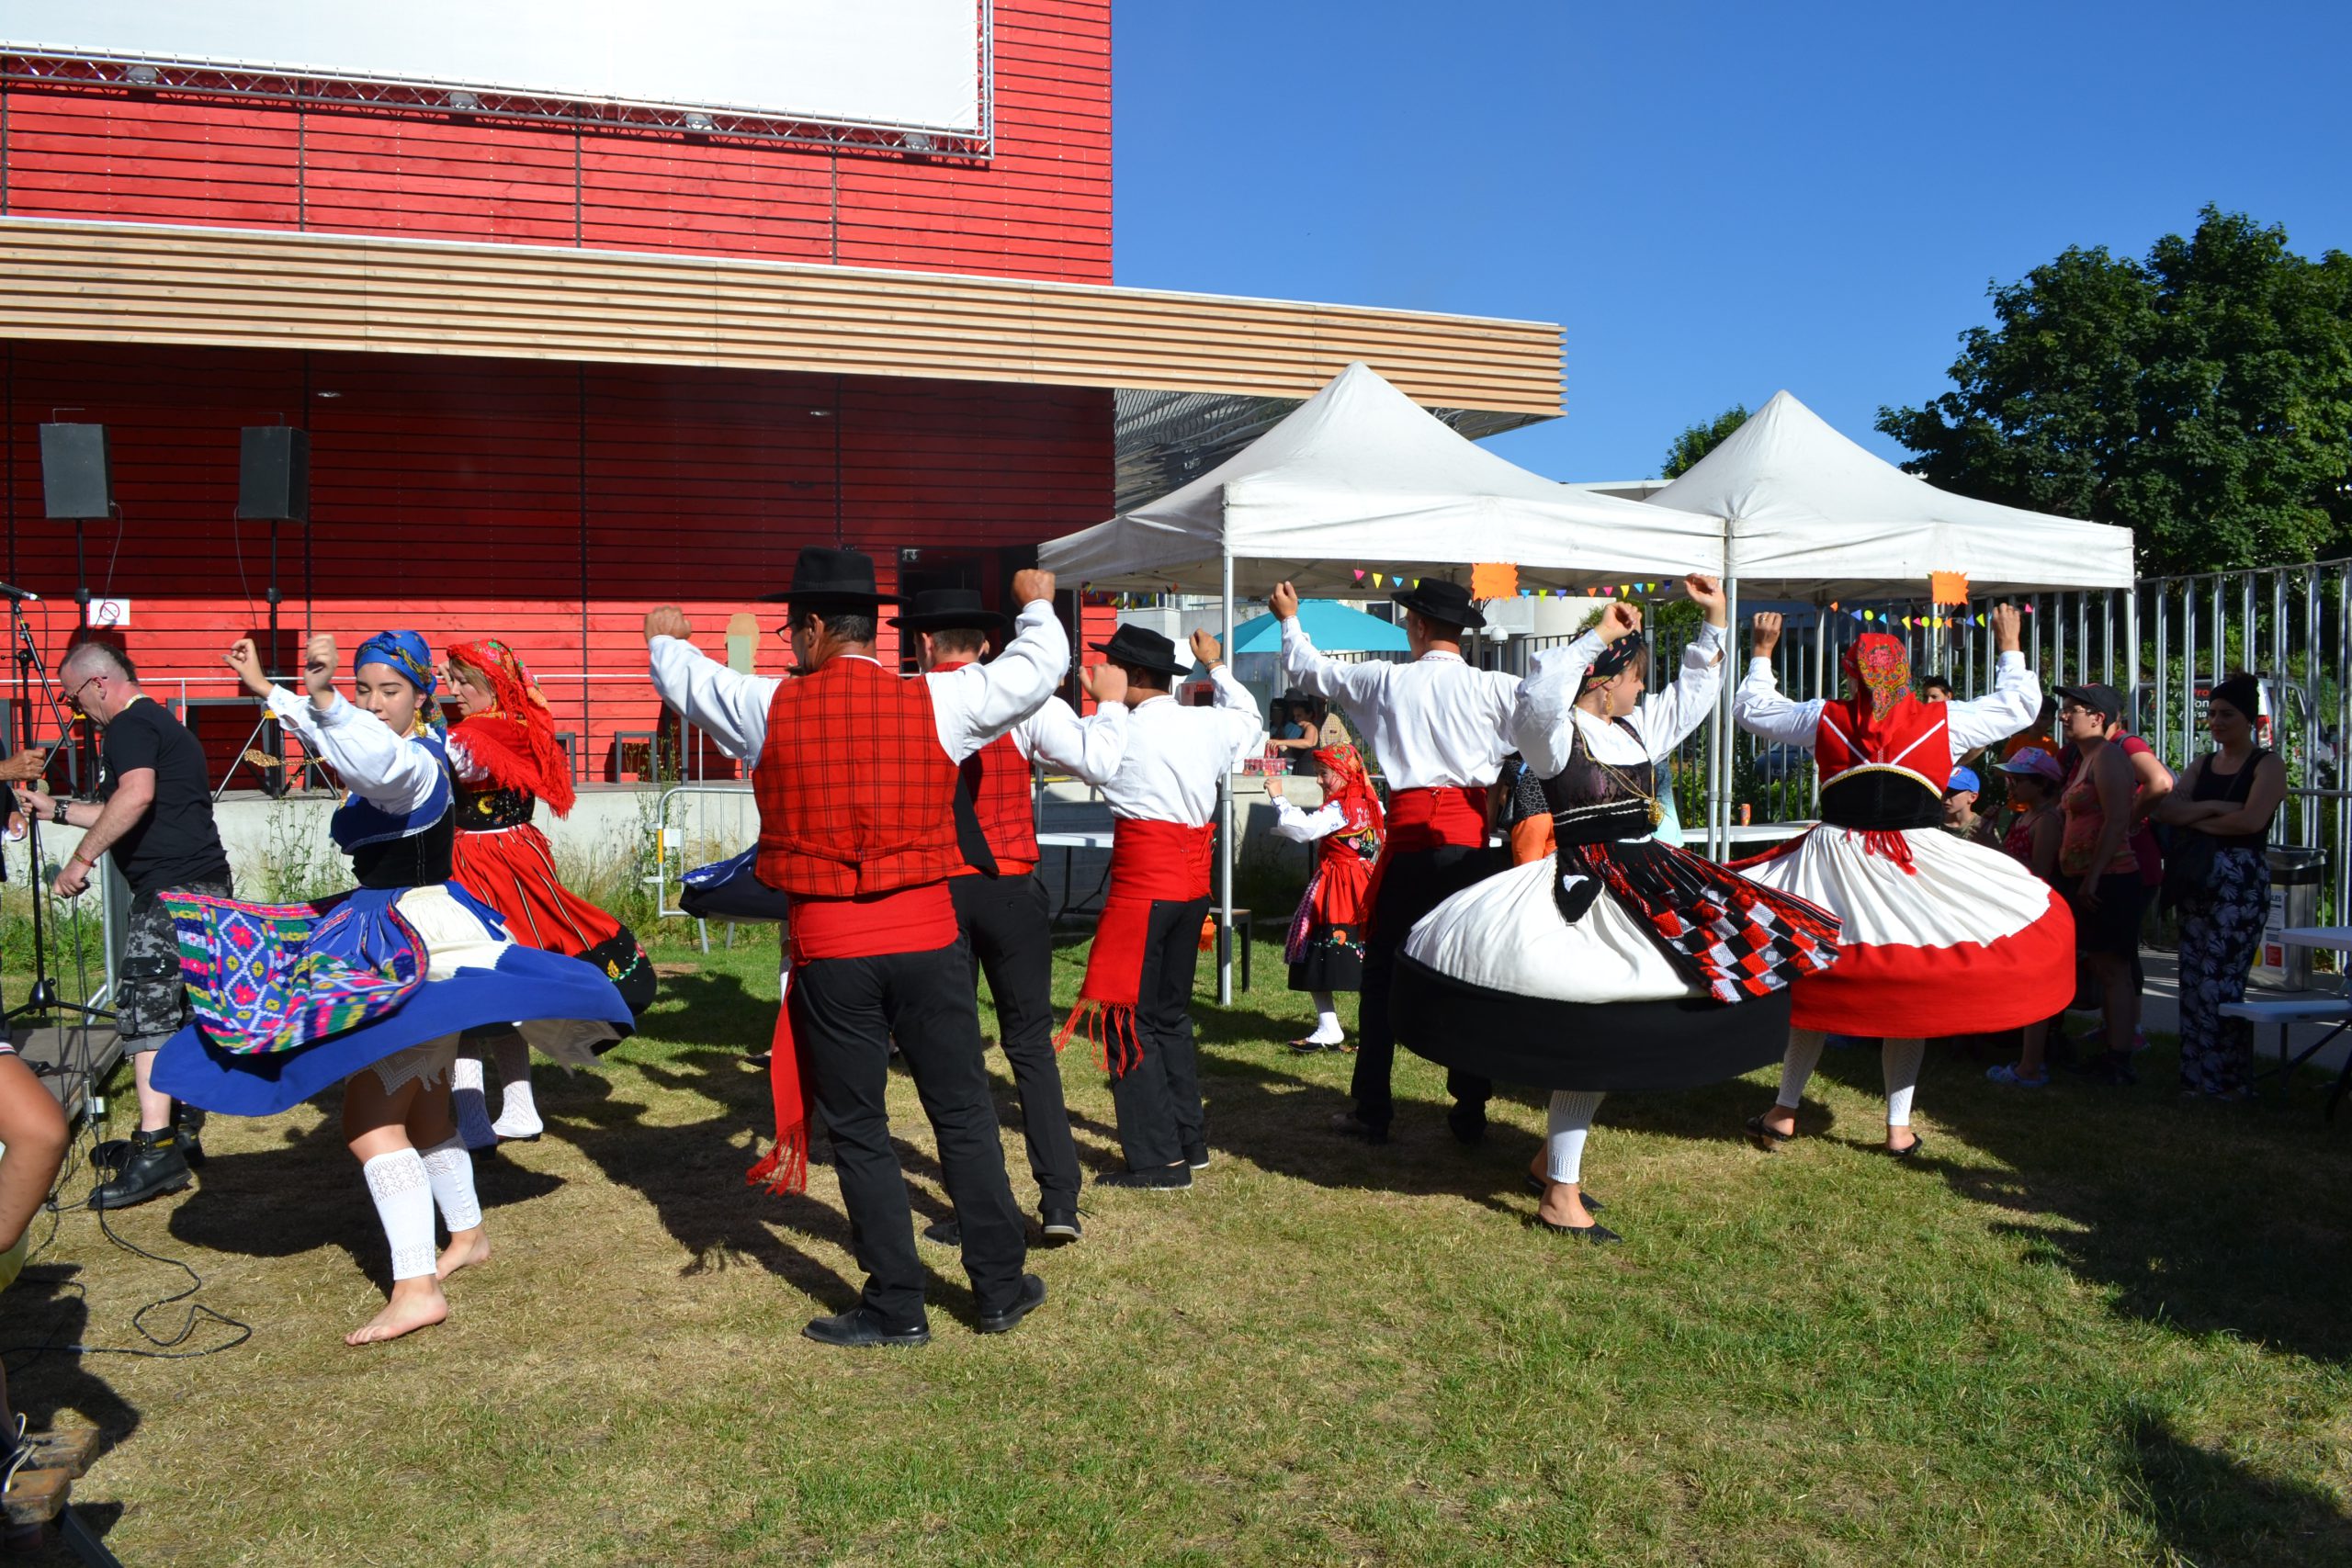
[98,696,232,896]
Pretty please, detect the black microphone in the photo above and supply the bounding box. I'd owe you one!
[0,582,39,602]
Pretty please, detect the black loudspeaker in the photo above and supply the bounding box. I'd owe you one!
[38,423,113,519]
[237,425,311,523]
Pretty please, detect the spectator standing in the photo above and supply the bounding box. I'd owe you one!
[2054,684,2143,1085]
[11,642,233,1208]
[1987,749,2066,1086]
[1922,673,1956,703]
[1940,765,1984,838]
[2153,674,2287,1100]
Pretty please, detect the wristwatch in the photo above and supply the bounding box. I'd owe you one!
[51,797,68,824]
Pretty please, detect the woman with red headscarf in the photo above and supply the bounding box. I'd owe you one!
[1732,607,2074,1156]
[1268,743,1383,1051]
[443,639,655,1145]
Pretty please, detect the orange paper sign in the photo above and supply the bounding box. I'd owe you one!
[1470,562,1519,600]
[1929,571,1969,606]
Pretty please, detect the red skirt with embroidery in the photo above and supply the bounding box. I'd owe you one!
[451,825,623,956]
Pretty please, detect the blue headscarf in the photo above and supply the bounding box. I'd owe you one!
[352,630,442,734]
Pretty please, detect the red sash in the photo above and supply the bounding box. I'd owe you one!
[1057,818,1216,1073]
[1361,784,1489,932]
[745,884,959,1196]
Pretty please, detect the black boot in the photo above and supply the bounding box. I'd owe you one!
[177,1105,209,1169]
[86,1128,193,1210]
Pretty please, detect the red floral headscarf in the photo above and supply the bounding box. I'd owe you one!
[447,638,576,816]
[1840,632,1914,745]
[1311,743,1384,838]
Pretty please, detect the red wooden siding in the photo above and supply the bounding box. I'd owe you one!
[3,342,1114,782]
[0,0,1110,282]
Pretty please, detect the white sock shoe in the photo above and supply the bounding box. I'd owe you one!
[449,1055,499,1151]
[1308,1010,1345,1044]
[492,1077,544,1141]
[418,1135,482,1234]
[362,1149,436,1282]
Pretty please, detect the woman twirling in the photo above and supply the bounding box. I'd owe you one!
[1269,744,1383,1052]
[154,632,630,1346]
[1392,580,1841,1242]
[442,638,655,1146]
[1732,607,2074,1156]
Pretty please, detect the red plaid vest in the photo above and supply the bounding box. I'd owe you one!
[932,660,1039,878]
[753,658,963,897]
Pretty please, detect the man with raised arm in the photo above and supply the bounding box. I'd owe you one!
[646,548,1067,1348]
[1273,579,1518,1145]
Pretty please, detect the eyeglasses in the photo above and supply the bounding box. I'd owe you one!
[65,673,104,710]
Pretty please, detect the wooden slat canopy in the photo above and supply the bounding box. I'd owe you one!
[0,216,1563,418]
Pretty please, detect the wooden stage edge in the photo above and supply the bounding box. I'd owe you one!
[4,1019,124,1125]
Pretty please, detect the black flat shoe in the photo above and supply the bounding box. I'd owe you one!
[1531,1214,1623,1244]
[1884,1133,1925,1159]
[1521,1173,1602,1212]
[1039,1207,1082,1244]
[976,1273,1046,1335]
[1328,1111,1388,1145]
[803,1307,930,1348]
[1447,1103,1489,1145]
[1098,1165,1193,1191]
[1183,1143,1211,1171]
[921,1219,960,1247]
[1745,1113,1795,1149]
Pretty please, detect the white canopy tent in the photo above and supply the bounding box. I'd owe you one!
[1641,389,2140,854]
[1042,362,1729,999]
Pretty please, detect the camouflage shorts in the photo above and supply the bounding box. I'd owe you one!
[117,879,233,1047]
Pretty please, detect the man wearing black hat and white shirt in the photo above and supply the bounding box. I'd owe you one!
[645,548,1067,1347]
[1046,622,1263,1188]
[896,587,1123,1245]
[1272,577,1518,1145]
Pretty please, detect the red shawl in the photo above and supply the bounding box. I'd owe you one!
[446,638,576,817]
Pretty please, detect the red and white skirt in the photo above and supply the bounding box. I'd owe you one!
[1734,825,2075,1037]
[451,824,655,1020]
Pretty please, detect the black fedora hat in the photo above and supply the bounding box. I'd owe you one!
[1390,576,1487,631]
[757,546,901,607]
[1089,623,1190,679]
[889,587,1010,637]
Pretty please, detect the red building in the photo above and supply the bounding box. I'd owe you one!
[0,3,1559,781]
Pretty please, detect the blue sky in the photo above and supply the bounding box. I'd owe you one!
[1113,1,2352,482]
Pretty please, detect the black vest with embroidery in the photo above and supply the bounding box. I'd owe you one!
[456,782,536,831]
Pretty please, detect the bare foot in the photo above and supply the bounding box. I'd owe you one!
[436,1227,491,1280]
[345,1280,449,1347]
[1536,1181,1594,1229]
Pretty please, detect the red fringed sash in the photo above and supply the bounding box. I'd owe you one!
[1059,819,1216,1074]
[744,885,959,1195]
[1361,784,1489,934]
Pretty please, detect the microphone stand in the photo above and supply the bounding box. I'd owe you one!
[4,593,113,1030]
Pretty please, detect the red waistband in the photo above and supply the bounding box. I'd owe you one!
[787,884,960,963]
[1382,785,1489,853]
[1108,818,1216,902]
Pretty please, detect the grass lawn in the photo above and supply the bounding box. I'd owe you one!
[6,925,2352,1565]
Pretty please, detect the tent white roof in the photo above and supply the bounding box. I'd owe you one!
[1040,363,1725,595]
[1642,389,2136,601]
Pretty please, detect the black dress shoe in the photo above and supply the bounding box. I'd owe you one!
[802,1307,930,1348]
[1183,1142,1211,1170]
[1328,1110,1388,1145]
[921,1219,961,1247]
[87,1128,192,1211]
[976,1273,1047,1335]
[1884,1133,1926,1159]
[1447,1102,1488,1145]
[1039,1206,1082,1244]
[1521,1173,1602,1213]
[1097,1165,1193,1190]
[1531,1214,1623,1244]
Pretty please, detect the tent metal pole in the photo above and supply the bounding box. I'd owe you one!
[1712,574,1739,859]
[1813,601,1828,818]
[1218,548,1236,1006]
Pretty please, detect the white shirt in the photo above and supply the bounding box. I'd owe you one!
[1279,618,1519,790]
[1042,665,1265,827]
[1012,694,1127,776]
[1270,797,1348,842]
[1513,622,1728,778]
[266,687,442,815]
[647,599,1069,765]
[1734,649,2041,759]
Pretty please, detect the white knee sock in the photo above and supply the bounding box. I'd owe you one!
[449,1053,499,1151]
[1308,991,1342,1043]
[362,1149,436,1281]
[1775,1029,1827,1110]
[1545,1090,1606,1184]
[418,1134,482,1235]
[490,1034,542,1139]
[1883,1037,1927,1127]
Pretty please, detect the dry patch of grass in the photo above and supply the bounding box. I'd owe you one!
[3,928,2350,1564]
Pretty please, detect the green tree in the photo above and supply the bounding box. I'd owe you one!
[1878,207,2352,575]
[1661,404,1748,479]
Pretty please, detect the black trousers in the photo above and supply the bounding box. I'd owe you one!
[789,936,1028,1330]
[951,872,1081,1207]
[1353,844,1507,1133]
[1107,895,1211,1171]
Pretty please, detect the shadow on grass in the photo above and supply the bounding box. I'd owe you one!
[1798,1032,2352,1363]
[2124,1405,2352,1567]
[4,1266,141,1459]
